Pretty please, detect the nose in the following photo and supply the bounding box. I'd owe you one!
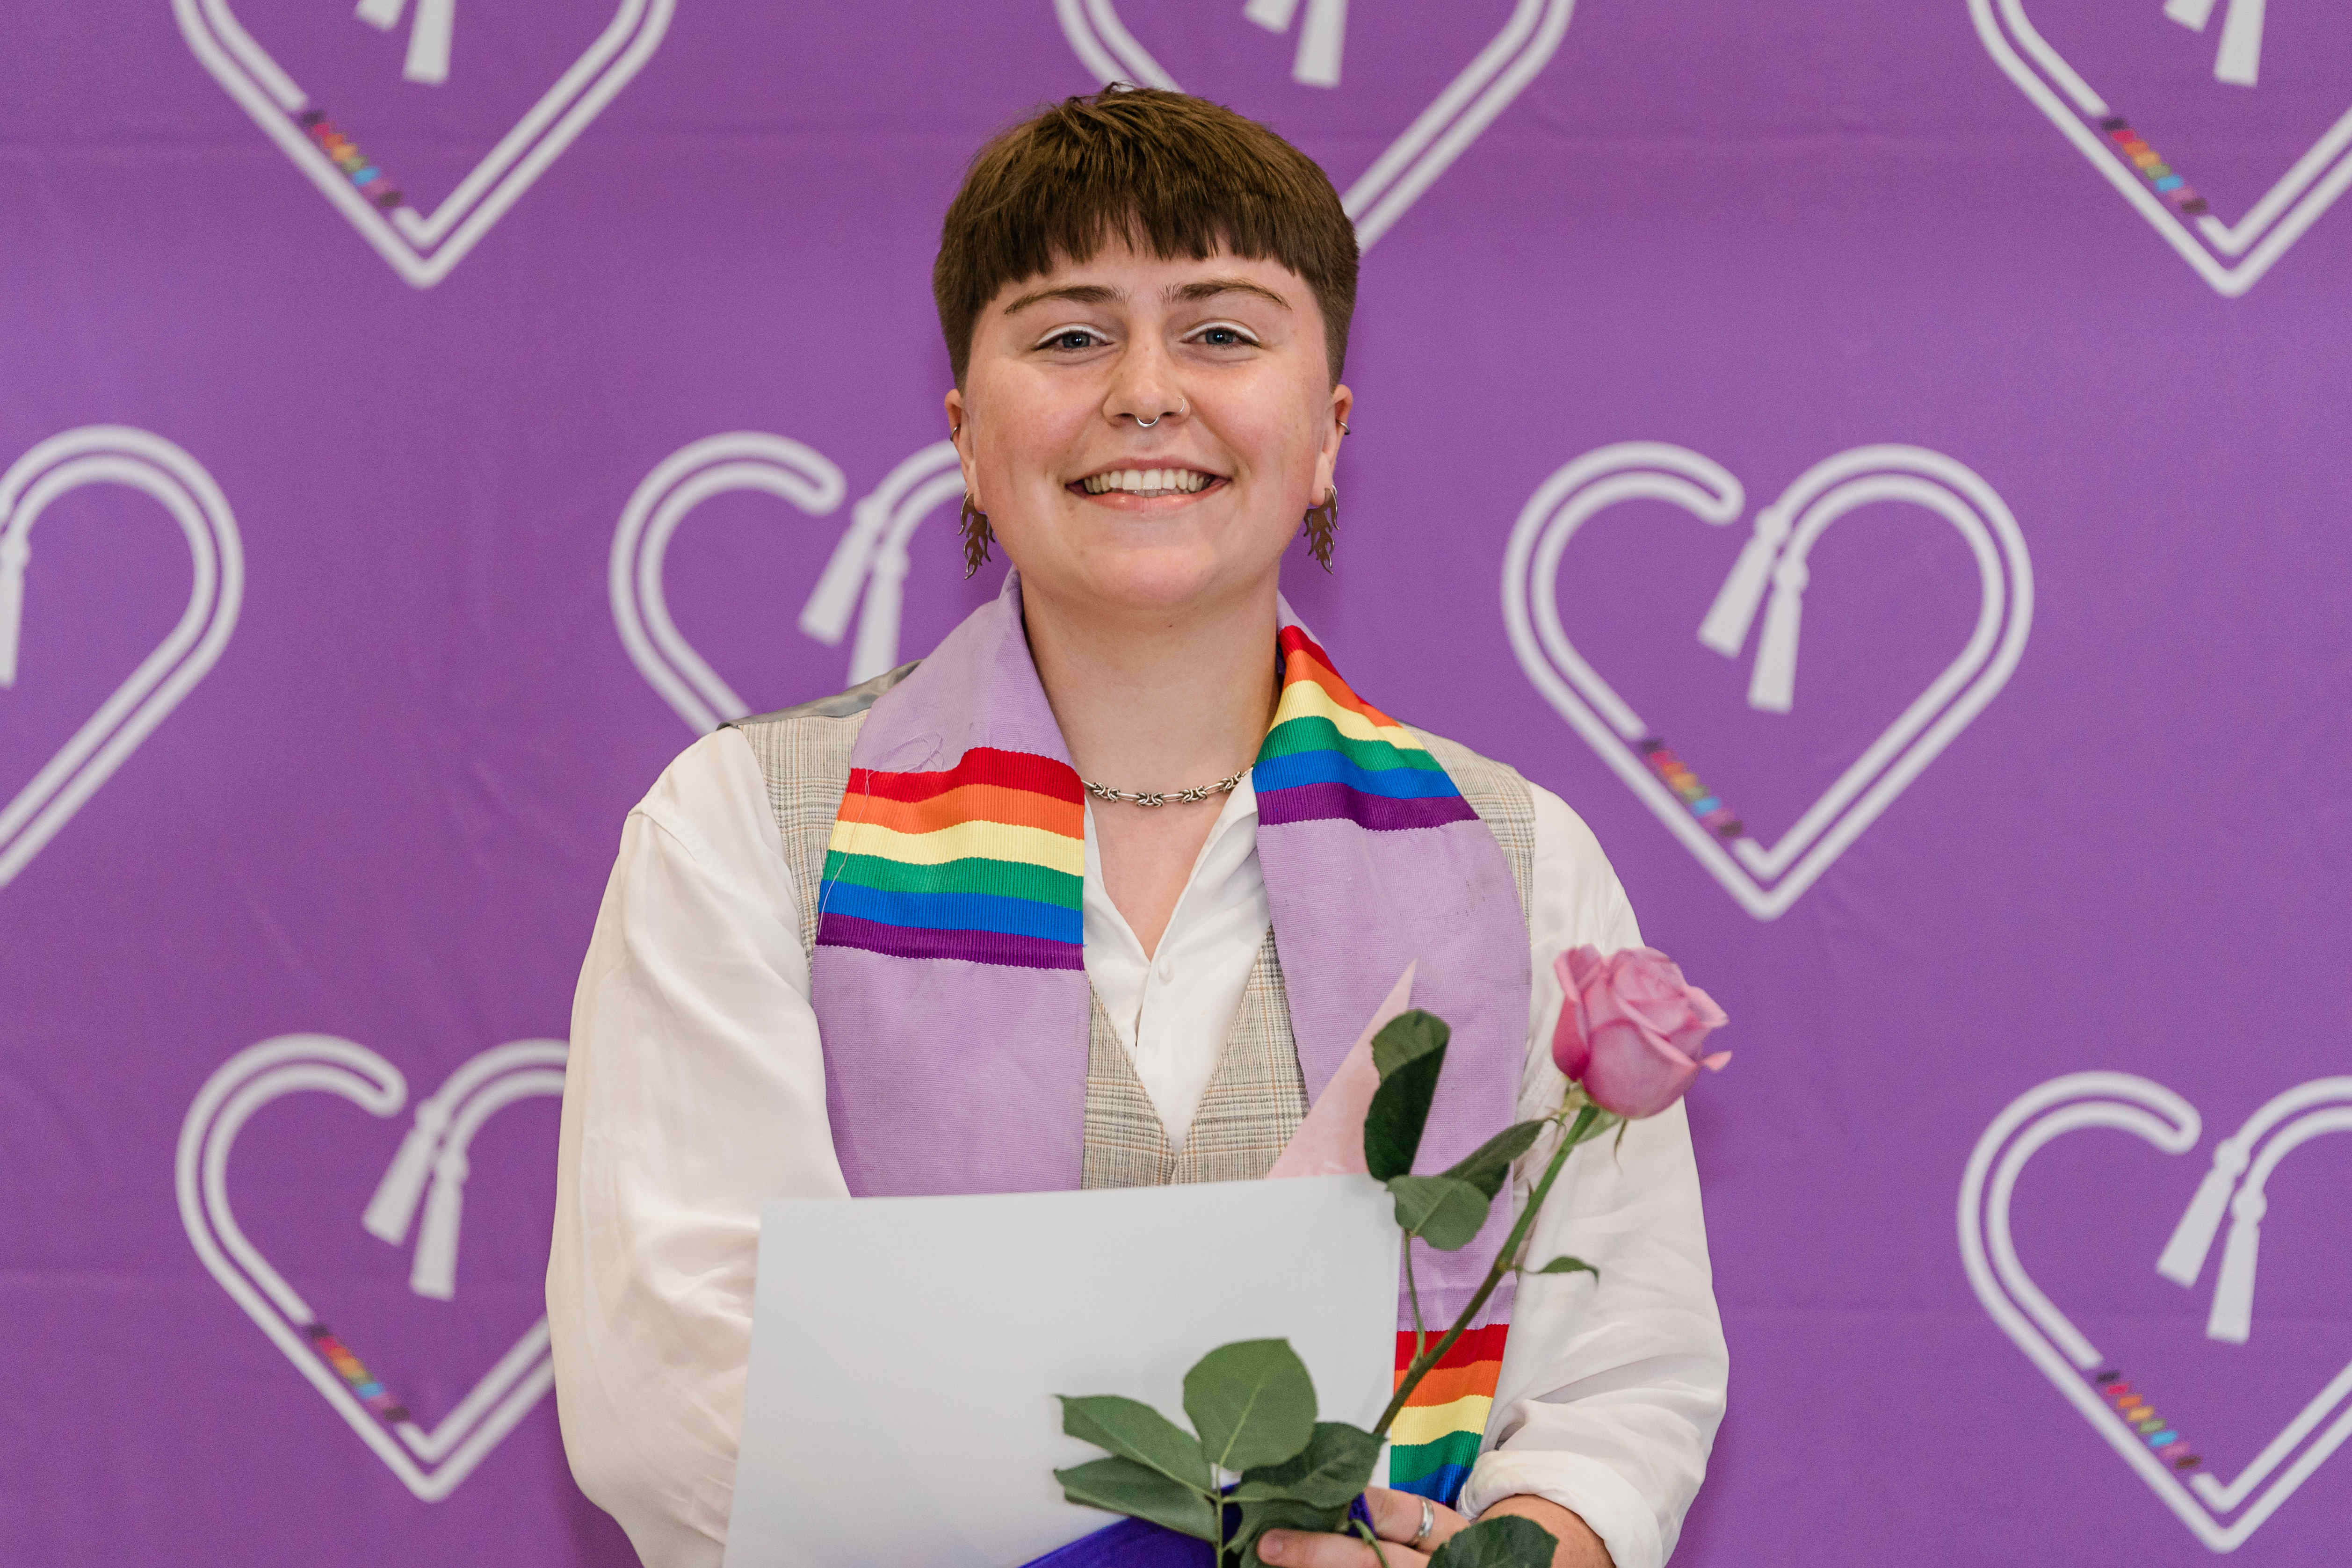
[1102,336,1187,430]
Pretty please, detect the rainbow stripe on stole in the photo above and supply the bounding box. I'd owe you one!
[1254,627,1479,831]
[815,747,1087,969]
[1389,1323,1508,1506]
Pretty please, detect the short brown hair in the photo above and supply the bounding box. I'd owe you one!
[933,87,1359,386]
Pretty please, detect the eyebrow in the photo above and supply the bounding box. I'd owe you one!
[1169,277,1291,310]
[999,276,1293,316]
[1000,282,1121,315]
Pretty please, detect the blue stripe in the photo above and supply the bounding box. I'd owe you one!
[1254,748,1464,800]
[1388,1462,1471,1507]
[818,881,1082,944]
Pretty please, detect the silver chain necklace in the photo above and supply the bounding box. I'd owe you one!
[1081,766,1248,809]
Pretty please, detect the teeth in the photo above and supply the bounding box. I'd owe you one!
[1082,469,1212,495]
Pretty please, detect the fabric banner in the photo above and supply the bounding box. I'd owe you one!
[1,3,2346,1564]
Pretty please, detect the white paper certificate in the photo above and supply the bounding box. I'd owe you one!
[722,1174,1402,1568]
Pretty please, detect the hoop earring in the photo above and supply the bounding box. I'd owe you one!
[960,492,993,578]
[1303,484,1338,572]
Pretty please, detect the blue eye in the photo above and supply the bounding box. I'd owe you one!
[1196,326,1250,347]
[1044,329,1101,351]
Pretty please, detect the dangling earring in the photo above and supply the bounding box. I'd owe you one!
[1303,484,1338,572]
[960,492,993,578]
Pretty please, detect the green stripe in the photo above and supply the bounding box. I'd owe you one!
[1386,1429,1483,1488]
[1259,714,1447,772]
[822,850,1082,907]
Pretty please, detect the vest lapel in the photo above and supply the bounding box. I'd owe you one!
[1081,928,1311,1190]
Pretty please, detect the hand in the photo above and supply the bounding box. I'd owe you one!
[1255,1489,1612,1568]
[1256,1488,1462,1567]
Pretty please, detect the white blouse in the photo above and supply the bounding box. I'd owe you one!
[1083,778,1270,1146]
[547,729,1727,1568]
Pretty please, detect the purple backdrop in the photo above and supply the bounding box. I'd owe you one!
[4,2,2349,1563]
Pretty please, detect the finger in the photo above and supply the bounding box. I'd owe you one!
[1362,1487,1468,1549]
[1255,1526,1428,1568]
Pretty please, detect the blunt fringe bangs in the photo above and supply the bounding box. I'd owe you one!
[933,87,1359,386]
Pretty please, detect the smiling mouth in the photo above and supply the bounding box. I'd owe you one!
[1072,466,1225,499]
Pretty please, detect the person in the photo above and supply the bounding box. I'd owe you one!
[547,87,1725,1568]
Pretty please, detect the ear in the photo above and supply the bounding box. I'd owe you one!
[1311,383,1353,502]
[945,387,980,509]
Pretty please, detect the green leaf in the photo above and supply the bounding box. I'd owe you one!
[1230,1497,1349,1568]
[1442,1119,1546,1200]
[1530,1255,1599,1280]
[1427,1515,1561,1568]
[1053,1456,1216,1541]
[1371,1010,1449,1079]
[1057,1395,1213,1490]
[1183,1339,1318,1474]
[1365,1048,1446,1180]
[1232,1421,1381,1508]
[1387,1173,1494,1250]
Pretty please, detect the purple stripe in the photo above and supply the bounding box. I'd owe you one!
[1257,781,1481,831]
[817,912,1085,970]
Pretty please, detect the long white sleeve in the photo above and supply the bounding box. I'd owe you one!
[546,730,847,1568]
[1455,784,1729,1568]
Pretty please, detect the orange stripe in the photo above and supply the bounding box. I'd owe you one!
[1285,647,1404,730]
[1395,1357,1504,1406]
[844,781,1084,838]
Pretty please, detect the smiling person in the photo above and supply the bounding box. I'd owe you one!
[547,88,1725,1568]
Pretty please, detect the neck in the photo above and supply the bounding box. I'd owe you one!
[1019,576,1281,792]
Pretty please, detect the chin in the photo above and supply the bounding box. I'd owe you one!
[1028,539,1271,619]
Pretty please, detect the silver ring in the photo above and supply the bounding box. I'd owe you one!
[1135,414,1159,427]
[1406,1496,1434,1549]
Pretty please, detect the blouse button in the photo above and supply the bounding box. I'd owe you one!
[1154,956,1175,983]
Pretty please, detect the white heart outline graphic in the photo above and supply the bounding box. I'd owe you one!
[1502,443,2033,921]
[1057,0,1575,247]
[1959,1073,2352,1549]
[0,426,243,889]
[612,434,966,733]
[173,0,674,288]
[1969,0,2352,296]
[177,1034,569,1501]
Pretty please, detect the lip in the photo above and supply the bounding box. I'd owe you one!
[1066,463,1230,512]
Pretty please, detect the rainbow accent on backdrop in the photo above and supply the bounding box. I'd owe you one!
[1638,737,1744,842]
[305,1321,411,1425]
[1388,1323,1508,1505]
[1255,628,1476,831]
[296,110,405,212]
[2098,116,2209,218]
[816,746,1086,969]
[2093,1367,2203,1472]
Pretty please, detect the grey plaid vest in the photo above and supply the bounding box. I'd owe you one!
[730,664,1536,1190]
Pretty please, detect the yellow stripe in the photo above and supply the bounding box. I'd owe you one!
[1272,679,1419,750]
[1386,1393,1494,1449]
[825,817,1086,877]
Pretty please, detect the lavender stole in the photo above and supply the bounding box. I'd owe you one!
[806,571,1532,1332]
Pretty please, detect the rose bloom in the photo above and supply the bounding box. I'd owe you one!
[1551,946,1730,1118]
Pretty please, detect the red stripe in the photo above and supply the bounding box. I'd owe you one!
[1278,627,1405,729]
[846,746,1082,806]
[1278,623,1335,672]
[1394,1322,1509,1373]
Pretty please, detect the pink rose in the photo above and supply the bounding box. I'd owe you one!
[1550,946,1730,1118]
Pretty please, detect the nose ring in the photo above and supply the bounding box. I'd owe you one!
[1136,415,1159,427]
